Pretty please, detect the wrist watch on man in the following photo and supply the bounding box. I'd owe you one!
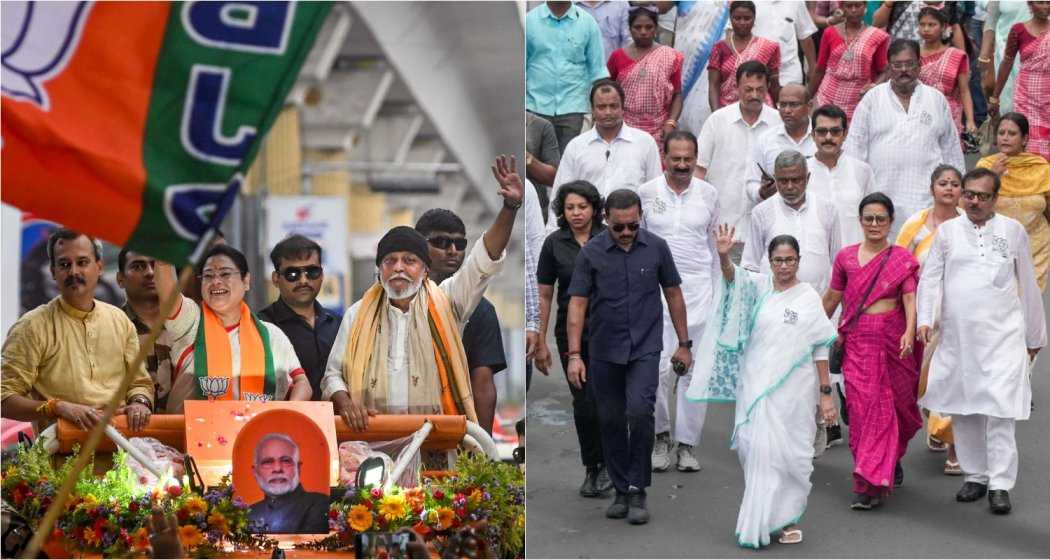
[820,384,833,395]
[128,395,152,411]
[678,340,693,349]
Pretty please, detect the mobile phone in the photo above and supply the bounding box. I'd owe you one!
[672,360,686,376]
[354,531,412,559]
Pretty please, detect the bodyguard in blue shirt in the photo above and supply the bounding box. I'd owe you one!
[566,189,693,525]
[526,1,609,155]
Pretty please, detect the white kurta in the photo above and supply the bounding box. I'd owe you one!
[844,83,965,237]
[547,123,662,233]
[917,214,1047,420]
[805,154,875,247]
[640,175,720,445]
[742,193,842,296]
[697,102,782,243]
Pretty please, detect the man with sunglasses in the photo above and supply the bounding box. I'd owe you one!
[917,168,1046,515]
[805,104,875,248]
[258,235,342,401]
[414,209,507,435]
[566,188,692,525]
[844,38,964,238]
[742,149,842,297]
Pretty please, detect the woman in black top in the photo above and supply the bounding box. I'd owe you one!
[535,180,609,498]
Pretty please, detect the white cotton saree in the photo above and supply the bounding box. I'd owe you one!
[686,267,837,548]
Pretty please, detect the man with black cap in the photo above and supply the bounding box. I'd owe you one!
[321,156,523,430]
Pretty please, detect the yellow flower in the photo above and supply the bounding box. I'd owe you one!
[207,511,230,534]
[425,510,439,524]
[378,493,408,521]
[404,487,425,510]
[348,505,373,532]
[177,525,205,548]
[468,489,483,507]
[183,496,208,516]
[436,507,455,530]
[82,494,98,508]
[82,528,101,546]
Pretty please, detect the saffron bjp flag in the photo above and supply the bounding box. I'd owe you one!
[1,1,331,266]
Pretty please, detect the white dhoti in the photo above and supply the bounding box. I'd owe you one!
[952,414,1018,491]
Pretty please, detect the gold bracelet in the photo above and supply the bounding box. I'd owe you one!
[978,56,991,64]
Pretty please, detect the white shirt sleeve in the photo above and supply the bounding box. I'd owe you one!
[917,225,947,329]
[745,140,766,204]
[795,2,818,40]
[320,302,359,400]
[525,181,544,332]
[1014,225,1048,348]
[844,97,872,162]
[644,136,663,183]
[741,207,765,272]
[937,95,966,171]
[827,203,843,260]
[697,113,718,169]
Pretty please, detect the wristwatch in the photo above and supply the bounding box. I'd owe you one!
[820,384,833,395]
[128,395,153,411]
[678,340,693,349]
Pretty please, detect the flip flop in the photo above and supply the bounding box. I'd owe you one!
[943,460,963,476]
[778,529,803,545]
[927,435,948,452]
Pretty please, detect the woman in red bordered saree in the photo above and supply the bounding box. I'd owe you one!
[991,2,1050,162]
[705,1,780,113]
[917,7,976,136]
[607,6,683,154]
[810,1,889,122]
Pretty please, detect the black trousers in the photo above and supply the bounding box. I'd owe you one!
[589,353,660,493]
[557,350,605,468]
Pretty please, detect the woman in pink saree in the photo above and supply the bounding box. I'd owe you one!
[822,193,923,510]
[810,1,890,121]
[607,6,683,152]
[706,1,780,112]
[991,1,1050,161]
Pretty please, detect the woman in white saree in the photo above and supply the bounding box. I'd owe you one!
[687,226,838,548]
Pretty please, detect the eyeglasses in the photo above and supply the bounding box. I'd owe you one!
[427,236,468,251]
[861,214,891,225]
[962,189,995,202]
[771,256,799,266]
[890,60,918,70]
[200,268,239,284]
[814,127,844,137]
[281,265,322,282]
[611,222,641,233]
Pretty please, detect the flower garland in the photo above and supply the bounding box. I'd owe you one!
[1,441,272,558]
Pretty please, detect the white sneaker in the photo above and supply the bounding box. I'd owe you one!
[676,444,701,472]
[651,434,674,472]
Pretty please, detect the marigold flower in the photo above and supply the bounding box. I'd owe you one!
[183,496,208,516]
[207,511,230,534]
[436,507,455,530]
[177,525,205,548]
[378,493,408,521]
[132,527,151,550]
[348,505,373,532]
[403,488,425,510]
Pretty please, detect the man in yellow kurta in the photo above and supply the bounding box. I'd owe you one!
[1,229,154,432]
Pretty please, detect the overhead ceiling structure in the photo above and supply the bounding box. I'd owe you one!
[298,1,524,225]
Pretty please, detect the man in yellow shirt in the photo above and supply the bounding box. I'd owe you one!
[1,229,154,432]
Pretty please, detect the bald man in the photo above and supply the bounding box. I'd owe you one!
[746,84,817,204]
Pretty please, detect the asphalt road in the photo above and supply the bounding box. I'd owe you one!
[525,292,1050,558]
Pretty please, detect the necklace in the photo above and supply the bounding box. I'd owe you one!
[841,24,865,61]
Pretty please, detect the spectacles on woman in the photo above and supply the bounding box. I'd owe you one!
[771,256,799,266]
[861,214,891,225]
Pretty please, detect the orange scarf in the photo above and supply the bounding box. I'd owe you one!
[193,302,275,400]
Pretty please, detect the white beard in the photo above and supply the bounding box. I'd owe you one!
[255,467,300,497]
[382,274,423,300]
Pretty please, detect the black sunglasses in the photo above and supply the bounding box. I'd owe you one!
[280,265,323,282]
[611,222,641,233]
[428,236,468,251]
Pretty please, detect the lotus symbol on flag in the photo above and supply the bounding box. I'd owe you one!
[1,1,92,111]
[199,376,230,399]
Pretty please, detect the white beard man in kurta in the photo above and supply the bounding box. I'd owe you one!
[742,150,842,297]
[639,131,721,473]
[917,168,1046,515]
[843,39,964,238]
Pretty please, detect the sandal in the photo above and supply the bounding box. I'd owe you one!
[927,434,948,452]
[778,528,803,544]
[943,459,963,476]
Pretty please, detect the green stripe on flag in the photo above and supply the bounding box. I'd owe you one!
[133,1,331,266]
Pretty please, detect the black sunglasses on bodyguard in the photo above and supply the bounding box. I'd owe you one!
[611,222,641,233]
[428,236,468,251]
[281,265,323,282]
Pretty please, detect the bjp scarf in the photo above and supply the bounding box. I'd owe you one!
[193,302,277,401]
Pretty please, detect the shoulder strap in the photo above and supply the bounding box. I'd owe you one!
[842,247,893,333]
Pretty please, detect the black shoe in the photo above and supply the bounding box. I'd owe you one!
[989,490,1012,514]
[826,425,844,448]
[594,464,614,494]
[627,487,649,525]
[850,492,872,510]
[956,481,988,502]
[605,491,628,519]
[894,462,904,487]
[579,467,600,498]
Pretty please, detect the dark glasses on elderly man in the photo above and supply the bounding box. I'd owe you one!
[611,222,641,233]
[427,236,468,251]
[281,265,323,282]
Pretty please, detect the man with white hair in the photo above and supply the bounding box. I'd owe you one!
[743,150,842,296]
[321,156,522,430]
[247,433,330,533]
